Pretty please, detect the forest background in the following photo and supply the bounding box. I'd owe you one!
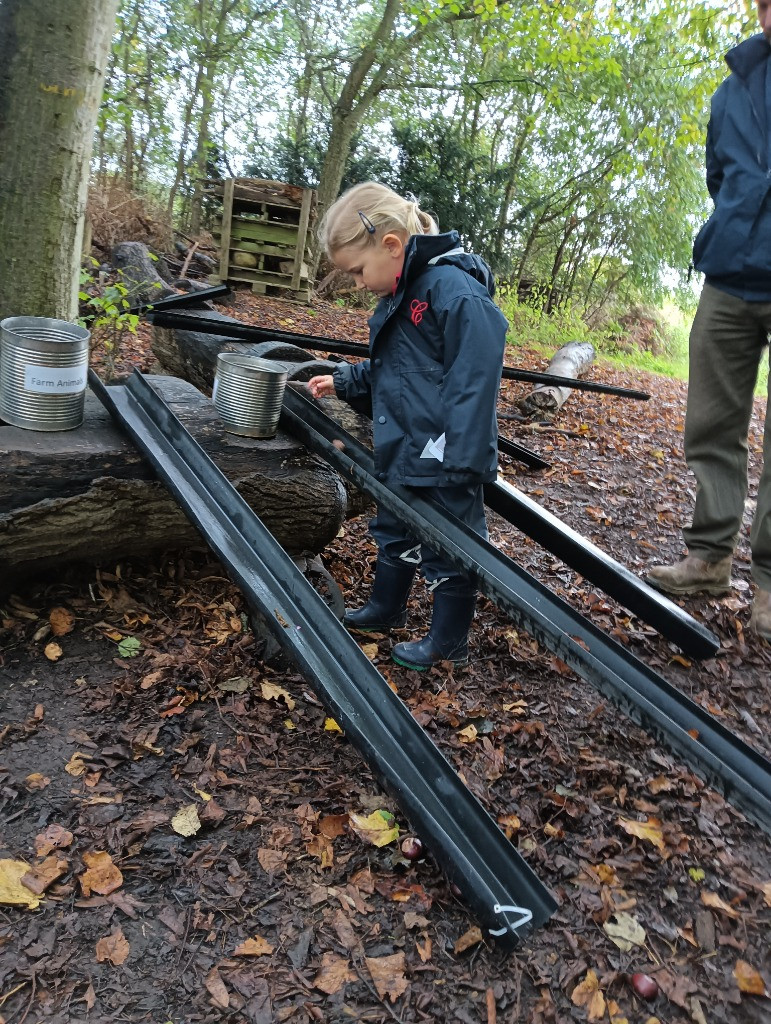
[88,0,760,374]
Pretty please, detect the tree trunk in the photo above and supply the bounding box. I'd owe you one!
[0,375,347,588]
[0,0,119,321]
[516,341,596,419]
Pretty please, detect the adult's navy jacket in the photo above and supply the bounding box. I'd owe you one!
[692,33,771,301]
[332,230,508,487]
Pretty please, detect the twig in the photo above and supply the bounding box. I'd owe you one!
[179,241,200,279]
[486,987,497,1024]
[519,424,591,439]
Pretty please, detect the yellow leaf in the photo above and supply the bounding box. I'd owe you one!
[49,606,74,636]
[313,952,355,995]
[457,724,478,744]
[733,959,768,996]
[325,717,343,733]
[24,773,51,790]
[0,859,41,909]
[498,813,521,838]
[603,911,647,951]
[572,969,606,1021]
[44,641,63,661]
[360,642,379,660]
[762,881,771,907]
[284,718,296,730]
[171,804,201,837]
[261,680,295,710]
[234,935,274,956]
[65,751,88,777]
[617,816,666,853]
[193,787,211,802]
[349,810,399,848]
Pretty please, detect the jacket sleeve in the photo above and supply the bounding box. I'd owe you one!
[705,87,726,203]
[435,289,507,479]
[333,359,373,417]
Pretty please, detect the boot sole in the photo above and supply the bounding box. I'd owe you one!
[391,652,469,671]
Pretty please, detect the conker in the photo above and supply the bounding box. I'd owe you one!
[630,973,659,1001]
[400,836,425,861]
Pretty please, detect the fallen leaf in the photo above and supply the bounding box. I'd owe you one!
[0,859,41,909]
[603,911,647,951]
[700,890,740,919]
[733,959,768,997]
[35,824,74,857]
[205,966,229,1008]
[21,856,68,895]
[454,926,483,953]
[218,675,251,693]
[65,751,89,777]
[44,641,63,661]
[458,724,478,744]
[313,952,355,994]
[324,717,343,733]
[572,969,606,1021]
[171,803,201,837]
[117,635,141,657]
[95,926,129,965]
[617,816,666,853]
[349,810,399,848]
[49,606,74,636]
[261,680,295,709]
[365,952,408,1002]
[257,847,287,874]
[80,851,123,896]
[234,935,274,956]
[24,773,51,790]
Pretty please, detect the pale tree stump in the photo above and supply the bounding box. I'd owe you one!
[517,340,596,419]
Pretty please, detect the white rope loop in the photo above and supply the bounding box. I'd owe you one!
[488,903,534,937]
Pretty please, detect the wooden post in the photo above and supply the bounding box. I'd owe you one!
[291,187,313,292]
[218,178,235,281]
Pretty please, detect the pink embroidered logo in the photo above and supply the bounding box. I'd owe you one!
[410,299,428,325]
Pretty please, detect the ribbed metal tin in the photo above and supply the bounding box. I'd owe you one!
[213,352,287,438]
[0,316,90,431]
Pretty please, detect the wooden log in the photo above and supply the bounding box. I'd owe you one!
[150,314,375,520]
[111,241,177,306]
[0,375,347,589]
[516,340,596,419]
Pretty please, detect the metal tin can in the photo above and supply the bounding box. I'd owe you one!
[213,352,288,438]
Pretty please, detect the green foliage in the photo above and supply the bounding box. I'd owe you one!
[78,259,139,378]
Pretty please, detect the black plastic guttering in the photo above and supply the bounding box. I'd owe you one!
[127,284,231,316]
[280,386,771,836]
[147,309,650,400]
[88,369,558,947]
[482,480,719,661]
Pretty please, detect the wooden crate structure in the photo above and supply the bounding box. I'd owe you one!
[207,178,317,301]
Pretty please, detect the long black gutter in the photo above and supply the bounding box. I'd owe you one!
[88,369,557,947]
[127,284,230,316]
[147,309,650,400]
[280,386,771,836]
[483,479,718,660]
[498,436,551,470]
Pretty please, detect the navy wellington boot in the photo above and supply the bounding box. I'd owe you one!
[343,557,417,632]
[391,583,476,671]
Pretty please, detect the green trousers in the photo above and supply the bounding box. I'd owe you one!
[683,282,771,590]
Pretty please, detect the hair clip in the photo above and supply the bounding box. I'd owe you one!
[358,210,376,234]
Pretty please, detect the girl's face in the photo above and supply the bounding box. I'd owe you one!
[333,233,407,298]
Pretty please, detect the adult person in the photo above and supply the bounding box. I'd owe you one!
[647,1,771,641]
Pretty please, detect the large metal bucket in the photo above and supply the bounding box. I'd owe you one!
[0,316,90,431]
[213,352,287,438]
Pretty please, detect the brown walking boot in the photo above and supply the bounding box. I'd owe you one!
[646,554,732,596]
[749,588,771,640]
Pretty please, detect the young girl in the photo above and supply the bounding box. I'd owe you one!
[308,182,507,670]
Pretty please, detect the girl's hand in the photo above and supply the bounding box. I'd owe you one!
[307,375,335,399]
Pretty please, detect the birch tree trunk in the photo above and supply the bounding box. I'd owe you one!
[0,0,119,321]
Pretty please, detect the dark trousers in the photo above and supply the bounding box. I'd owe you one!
[683,282,771,589]
[369,484,487,587]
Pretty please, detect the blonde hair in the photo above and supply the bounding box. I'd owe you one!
[319,182,439,256]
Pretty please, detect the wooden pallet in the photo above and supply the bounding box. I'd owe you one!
[206,178,316,302]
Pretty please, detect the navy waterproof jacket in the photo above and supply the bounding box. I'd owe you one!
[332,230,508,487]
[692,33,771,301]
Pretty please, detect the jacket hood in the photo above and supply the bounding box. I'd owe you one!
[403,230,497,298]
[726,32,771,79]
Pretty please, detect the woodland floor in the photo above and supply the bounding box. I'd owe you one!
[0,290,769,1024]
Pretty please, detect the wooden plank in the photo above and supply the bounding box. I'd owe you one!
[229,219,300,246]
[291,187,313,290]
[218,179,235,280]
